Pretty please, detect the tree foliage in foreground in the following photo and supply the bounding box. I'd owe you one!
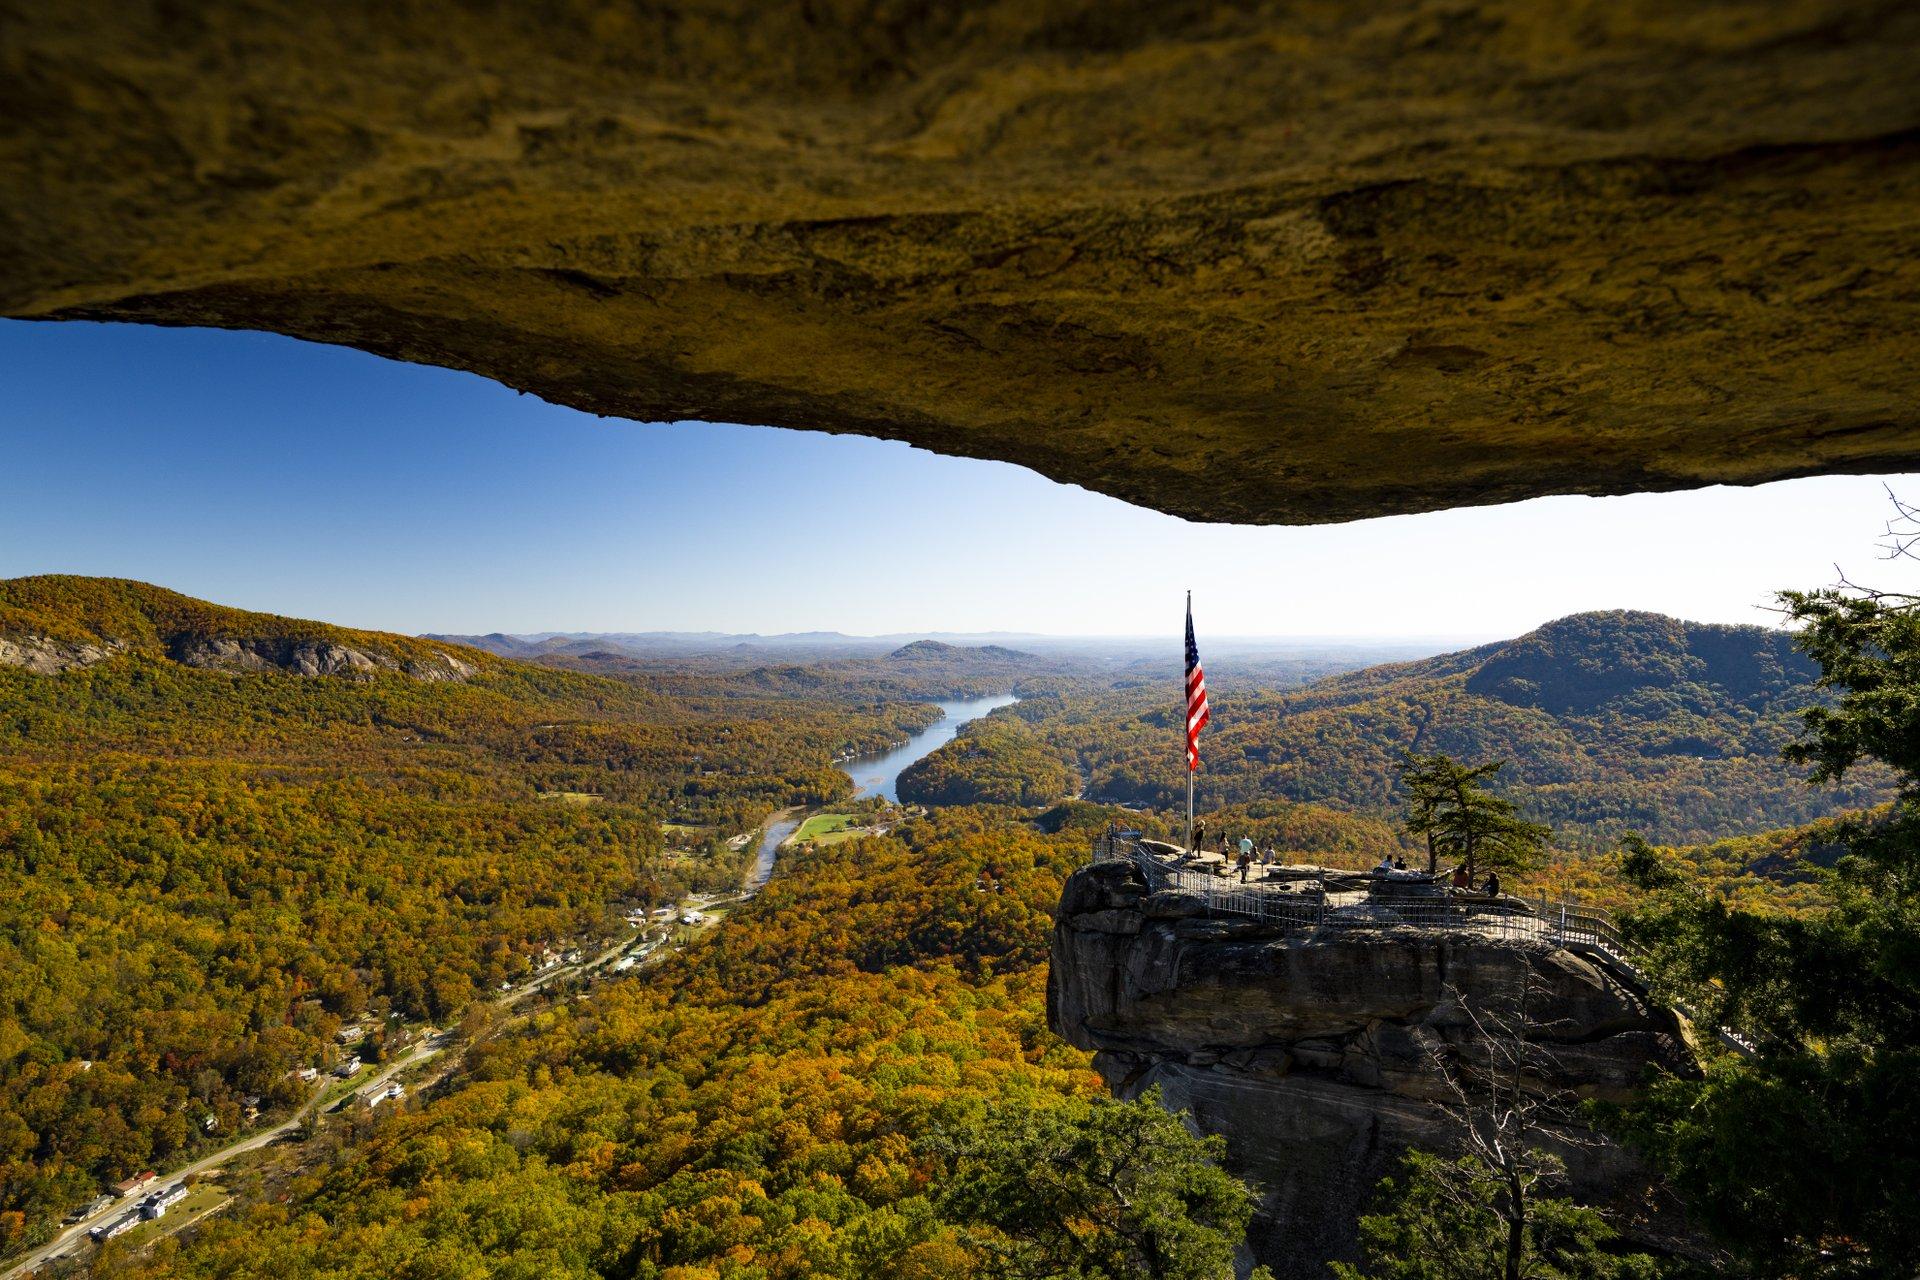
[1615,571,1920,1277]
[1334,1149,1660,1280]
[929,1087,1264,1280]
[1335,966,1663,1280]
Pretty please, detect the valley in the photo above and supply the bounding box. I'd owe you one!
[1,574,1912,1277]
[6,12,1918,1269]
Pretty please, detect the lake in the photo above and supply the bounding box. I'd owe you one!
[839,693,1020,801]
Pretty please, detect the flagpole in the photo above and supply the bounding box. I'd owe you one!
[1185,590,1195,853]
[1186,765,1195,852]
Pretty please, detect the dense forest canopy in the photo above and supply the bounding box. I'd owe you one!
[0,577,1024,1249]
[102,810,1256,1280]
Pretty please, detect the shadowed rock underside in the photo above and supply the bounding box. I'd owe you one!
[4,1,1919,522]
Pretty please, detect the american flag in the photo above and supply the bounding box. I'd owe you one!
[1185,596,1210,772]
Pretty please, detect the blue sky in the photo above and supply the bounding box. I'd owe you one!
[2,319,1914,639]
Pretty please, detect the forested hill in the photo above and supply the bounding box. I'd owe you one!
[904,611,1898,847]
[0,575,488,679]
[0,577,950,1246]
[1319,610,1817,715]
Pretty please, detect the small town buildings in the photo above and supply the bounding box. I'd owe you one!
[113,1172,156,1197]
[139,1183,189,1219]
[90,1209,143,1241]
[334,1056,362,1078]
[336,1024,366,1044]
[362,1081,405,1109]
[294,1066,320,1082]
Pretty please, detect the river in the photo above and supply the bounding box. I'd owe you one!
[742,812,801,894]
[839,692,1020,802]
[741,693,1017,895]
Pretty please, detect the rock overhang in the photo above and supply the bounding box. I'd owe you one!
[4,1,1918,524]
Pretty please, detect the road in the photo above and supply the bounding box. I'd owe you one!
[3,809,797,1278]
[4,1031,450,1279]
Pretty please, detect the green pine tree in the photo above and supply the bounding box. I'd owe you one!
[1612,499,1920,1277]
[1400,753,1553,879]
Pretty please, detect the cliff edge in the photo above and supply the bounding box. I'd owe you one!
[1048,857,1704,1276]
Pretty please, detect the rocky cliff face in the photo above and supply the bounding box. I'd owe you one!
[6,3,1918,524]
[1049,858,1702,1276]
[0,630,475,682]
[166,636,476,682]
[0,634,127,674]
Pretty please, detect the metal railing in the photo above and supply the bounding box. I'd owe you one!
[1093,832,1624,943]
[1090,831,1755,1057]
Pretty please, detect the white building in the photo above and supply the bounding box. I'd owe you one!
[139,1183,188,1219]
[90,1210,142,1241]
[363,1081,405,1109]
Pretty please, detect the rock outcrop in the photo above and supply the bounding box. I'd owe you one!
[0,634,126,674]
[6,3,1919,524]
[165,636,477,681]
[1049,858,1702,1276]
[0,577,482,682]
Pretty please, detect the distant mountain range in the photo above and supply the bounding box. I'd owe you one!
[425,628,1467,669]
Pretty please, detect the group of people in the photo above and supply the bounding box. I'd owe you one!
[1190,823,1278,883]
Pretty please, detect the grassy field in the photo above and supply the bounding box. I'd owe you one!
[793,813,856,843]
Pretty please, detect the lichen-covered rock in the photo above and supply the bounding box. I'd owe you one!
[6,3,1919,524]
[1049,860,1703,1276]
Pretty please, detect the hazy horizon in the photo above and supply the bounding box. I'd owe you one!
[5,319,1917,639]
